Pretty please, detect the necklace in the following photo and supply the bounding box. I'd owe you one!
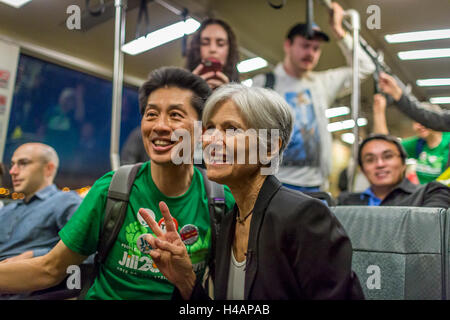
[236,210,253,224]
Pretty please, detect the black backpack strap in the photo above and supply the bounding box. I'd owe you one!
[415,138,426,158]
[198,168,225,282]
[79,162,142,299]
[264,72,275,89]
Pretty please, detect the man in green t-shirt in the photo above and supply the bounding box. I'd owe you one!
[0,67,234,300]
[401,131,450,184]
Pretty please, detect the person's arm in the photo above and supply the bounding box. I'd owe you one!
[288,198,364,299]
[0,240,87,293]
[372,93,389,134]
[421,182,450,208]
[321,3,375,101]
[379,72,450,132]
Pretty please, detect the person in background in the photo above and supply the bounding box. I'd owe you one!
[372,93,450,184]
[378,72,450,132]
[0,143,81,263]
[251,2,375,192]
[337,134,450,207]
[186,18,240,90]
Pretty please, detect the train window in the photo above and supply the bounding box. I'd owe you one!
[3,54,141,189]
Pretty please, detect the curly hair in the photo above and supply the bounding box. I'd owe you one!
[185,18,240,83]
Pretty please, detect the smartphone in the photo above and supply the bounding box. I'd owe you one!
[200,59,222,75]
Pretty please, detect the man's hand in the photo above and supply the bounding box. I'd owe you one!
[378,72,403,101]
[139,202,196,300]
[0,251,33,264]
[192,64,230,90]
[329,2,346,39]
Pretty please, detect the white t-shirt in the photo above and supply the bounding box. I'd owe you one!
[252,34,375,188]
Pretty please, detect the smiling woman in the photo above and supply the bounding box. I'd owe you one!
[141,84,365,300]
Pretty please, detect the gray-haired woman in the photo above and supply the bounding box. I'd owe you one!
[140,84,363,300]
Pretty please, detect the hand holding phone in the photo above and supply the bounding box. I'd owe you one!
[199,59,222,75]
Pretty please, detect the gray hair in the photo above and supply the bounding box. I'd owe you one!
[202,83,294,164]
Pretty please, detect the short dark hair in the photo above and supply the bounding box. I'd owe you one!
[185,18,240,82]
[138,67,212,118]
[358,133,408,167]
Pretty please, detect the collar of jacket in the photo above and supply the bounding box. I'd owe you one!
[394,178,419,193]
[215,175,282,300]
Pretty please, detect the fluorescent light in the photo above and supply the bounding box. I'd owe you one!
[430,97,450,104]
[385,29,450,43]
[241,79,253,87]
[0,0,31,8]
[325,106,350,118]
[341,133,355,144]
[327,118,368,132]
[398,48,450,60]
[237,57,268,73]
[122,18,200,55]
[416,78,450,86]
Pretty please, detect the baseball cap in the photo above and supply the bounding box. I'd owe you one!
[286,22,330,42]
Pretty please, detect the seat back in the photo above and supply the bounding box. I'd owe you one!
[332,206,447,300]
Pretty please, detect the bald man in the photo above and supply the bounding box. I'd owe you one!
[0,143,81,263]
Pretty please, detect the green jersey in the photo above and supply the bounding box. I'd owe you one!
[59,162,235,300]
[402,132,450,184]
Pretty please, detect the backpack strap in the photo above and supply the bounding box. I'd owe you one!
[79,162,142,299]
[197,167,226,282]
[264,72,275,90]
[415,138,426,158]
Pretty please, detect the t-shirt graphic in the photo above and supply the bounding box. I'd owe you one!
[282,90,321,167]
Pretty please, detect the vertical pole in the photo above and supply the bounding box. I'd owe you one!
[110,0,126,171]
[345,9,360,192]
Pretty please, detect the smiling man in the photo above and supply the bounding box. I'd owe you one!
[0,67,235,300]
[0,143,81,263]
[337,134,450,208]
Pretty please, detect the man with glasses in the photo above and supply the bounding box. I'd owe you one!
[0,143,81,263]
[337,134,450,207]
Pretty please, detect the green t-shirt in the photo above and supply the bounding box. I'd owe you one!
[59,162,235,300]
[402,132,450,184]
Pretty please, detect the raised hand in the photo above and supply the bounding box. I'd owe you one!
[192,64,229,90]
[378,72,403,101]
[329,2,346,39]
[139,201,196,299]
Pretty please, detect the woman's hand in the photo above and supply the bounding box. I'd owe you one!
[192,64,230,90]
[139,201,196,299]
[378,72,403,101]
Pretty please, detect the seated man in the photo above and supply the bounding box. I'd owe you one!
[0,67,235,300]
[337,134,450,208]
[0,143,81,263]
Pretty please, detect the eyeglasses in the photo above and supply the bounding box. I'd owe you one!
[362,152,401,165]
[10,159,34,170]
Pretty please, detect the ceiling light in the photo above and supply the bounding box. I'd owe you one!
[385,29,450,43]
[237,57,268,73]
[429,97,450,104]
[0,0,31,8]
[341,133,355,144]
[325,106,350,118]
[327,118,368,132]
[398,48,450,60]
[241,79,253,87]
[122,18,200,55]
[416,78,450,86]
